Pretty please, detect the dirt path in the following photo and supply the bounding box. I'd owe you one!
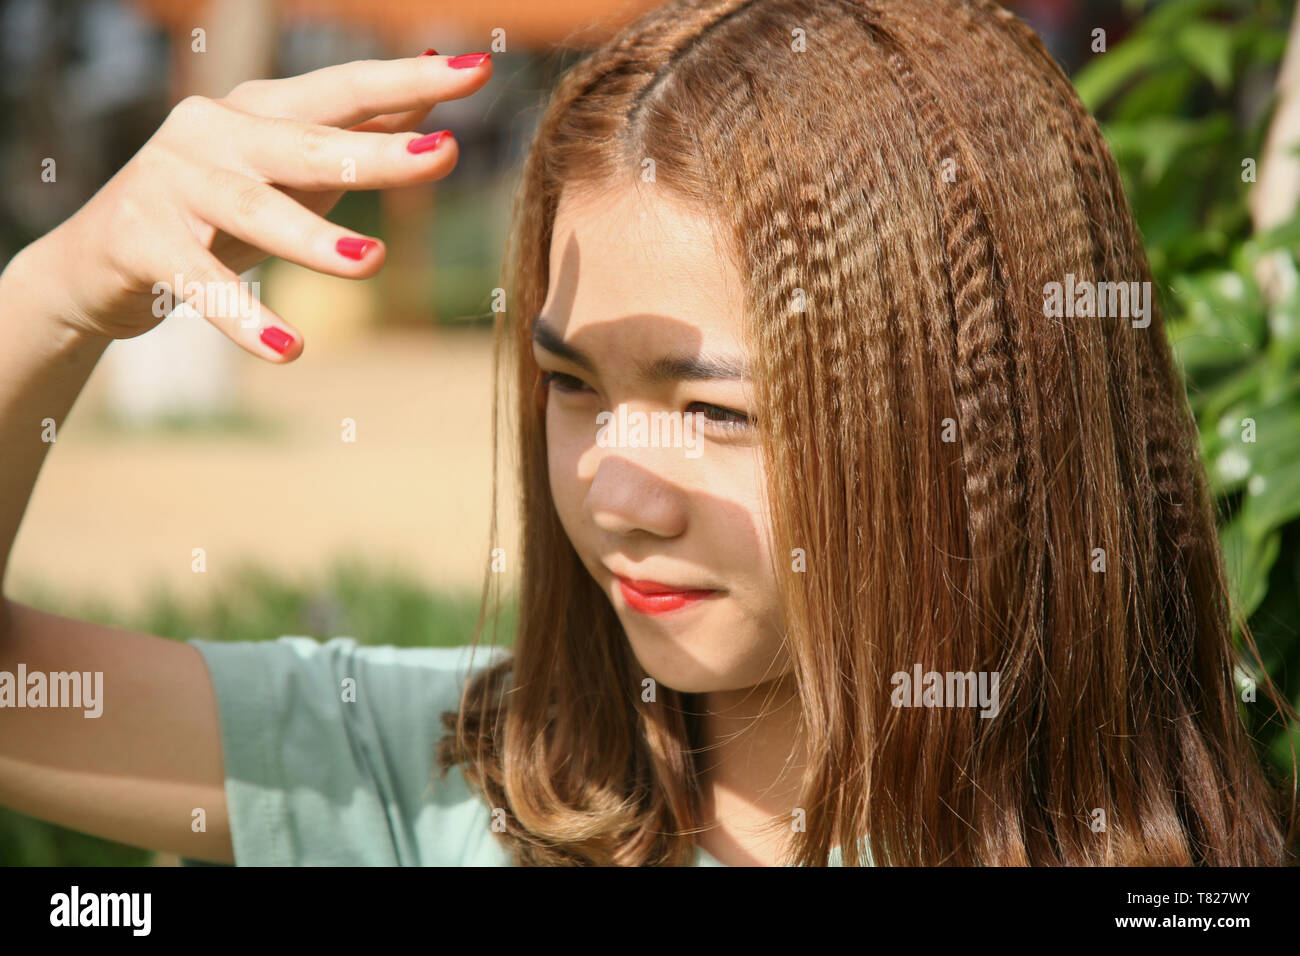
[6,324,522,617]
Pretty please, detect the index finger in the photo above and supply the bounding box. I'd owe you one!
[221,52,492,129]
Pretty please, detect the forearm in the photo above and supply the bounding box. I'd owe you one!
[0,237,111,597]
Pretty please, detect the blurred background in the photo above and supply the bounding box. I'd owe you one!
[2,0,1299,865]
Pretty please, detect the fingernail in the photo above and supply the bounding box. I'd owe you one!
[336,237,379,259]
[420,48,438,56]
[448,52,490,69]
[260,327,294,354]
[407,130,451,154]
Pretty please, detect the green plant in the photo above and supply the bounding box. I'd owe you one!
[1074,0,1300,767]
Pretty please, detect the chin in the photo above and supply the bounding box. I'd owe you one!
[622,627,785,695]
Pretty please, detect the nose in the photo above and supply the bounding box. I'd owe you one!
[584,450,690,539]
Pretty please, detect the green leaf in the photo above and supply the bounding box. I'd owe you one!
[1174,22,1236,91]
[1170,321,1259,377]
[1219,519,1281,618]
[1074,35,1166,111]
[1266,256,1300,356]
[1165,268,1268,383]
[1110,67,1199,123]
[1103,114,1234,184]
[1242,468,1300,534]
[1252,216,1300,252]
[1135,0,1237,36]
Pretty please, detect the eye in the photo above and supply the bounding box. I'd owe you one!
[688,402,752,431]
[540,370,592,394]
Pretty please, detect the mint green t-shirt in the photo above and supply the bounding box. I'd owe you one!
[186,635,733,866]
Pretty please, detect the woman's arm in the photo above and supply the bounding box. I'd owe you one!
[0,237,235,862]
[0,234,111,598]
[0,53,492,862]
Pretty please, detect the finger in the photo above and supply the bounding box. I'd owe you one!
[208,109,458,191]
[162,239,304,363]
[186,166,389,277]
[350,106,431,134]
[220,52,492,129]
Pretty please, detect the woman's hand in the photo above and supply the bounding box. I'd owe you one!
[28,51,491,361]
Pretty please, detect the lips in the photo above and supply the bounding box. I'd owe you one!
[615,575,718,615]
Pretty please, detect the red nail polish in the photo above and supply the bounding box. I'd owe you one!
[407,130,451,154]
[336,237,378,259]
[448,52,490,69]
[260,327,293,354]
[420,48,438,56]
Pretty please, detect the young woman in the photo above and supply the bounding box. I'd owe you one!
[0,0,1295,867]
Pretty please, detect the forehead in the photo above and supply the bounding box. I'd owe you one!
[541,182,748,349]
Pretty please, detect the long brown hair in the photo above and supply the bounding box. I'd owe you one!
[437,0,1299,865]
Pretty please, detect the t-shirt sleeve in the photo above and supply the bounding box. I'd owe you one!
[185,634,509,866]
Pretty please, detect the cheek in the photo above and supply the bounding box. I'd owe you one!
[750,449,776,565]
[545,403,587,528]
[716,454,782,641]
[710,448,774,562]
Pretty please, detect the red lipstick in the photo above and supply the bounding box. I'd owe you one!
[616,577,717,615]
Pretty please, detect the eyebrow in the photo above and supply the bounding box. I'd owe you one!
[531,315,751,383]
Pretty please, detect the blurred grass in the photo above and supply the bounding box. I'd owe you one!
[0,558,516,866]
[85,404,285,439]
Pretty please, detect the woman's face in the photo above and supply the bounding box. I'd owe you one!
[534,182,789,694]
